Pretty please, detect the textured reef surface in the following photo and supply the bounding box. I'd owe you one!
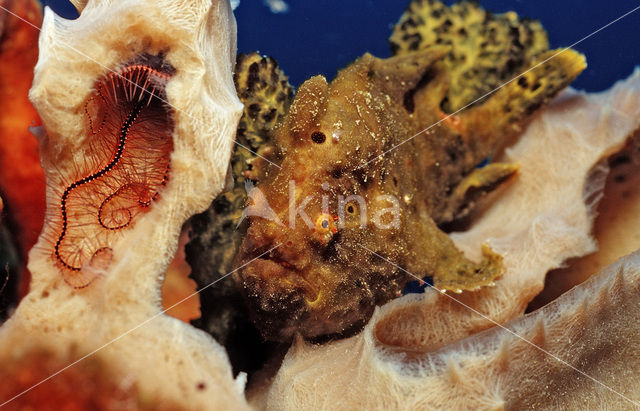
[189,0,586,344]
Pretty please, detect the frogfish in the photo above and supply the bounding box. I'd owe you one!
[228,0,587,342]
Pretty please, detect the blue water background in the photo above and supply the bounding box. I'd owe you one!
[42,0,640,92]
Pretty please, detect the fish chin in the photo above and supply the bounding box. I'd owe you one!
[236,223,387,341]
[236,257,315,341]
[237,255,378,341]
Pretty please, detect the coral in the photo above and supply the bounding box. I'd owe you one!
[252,69,640,410]
[0,0,247,409]
[390,0,549,112]
[530,132,640,310]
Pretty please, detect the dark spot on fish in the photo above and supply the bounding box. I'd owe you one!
[311,131,326,144]
[400,19,417,30]
[352,167,370,188]
[390,42,400,55]
[331,168,344,179]
[403,66,437,113]
[446,146,458,161]
[262,108,277,123]
[367,253,381,264]
[213,197,230,214]
[523,101,542,116]
[518,76,529,88]
[248,103,261,119]
[322,232,341,260]
[407,34,422,51]
[403,89,416,112]
[505,57,521,75]
[269,66,279,85]
[247,62,261,92]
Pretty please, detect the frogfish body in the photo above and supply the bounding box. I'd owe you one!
[234,1,586,342]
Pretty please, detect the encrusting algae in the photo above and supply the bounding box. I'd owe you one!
[233,0,586,342]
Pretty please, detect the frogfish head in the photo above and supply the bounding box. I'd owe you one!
[235,74,407,342]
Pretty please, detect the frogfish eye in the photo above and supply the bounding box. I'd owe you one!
[311,131,326,144]
[345,202,357,214]
[315,213,337,234]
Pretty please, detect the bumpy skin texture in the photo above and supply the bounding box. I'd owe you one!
[390,0,549,113]
[187,52,293,372]
[253,72,640,409]
[235,40,585,340]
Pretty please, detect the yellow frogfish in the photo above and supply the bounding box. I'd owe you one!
[234,0,586,342]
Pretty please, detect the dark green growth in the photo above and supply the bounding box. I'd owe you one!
[390,0,549,112]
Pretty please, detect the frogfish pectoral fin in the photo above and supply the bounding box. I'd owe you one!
[433,244,504,293]
[412,216,503,292]
[437,162,519,224]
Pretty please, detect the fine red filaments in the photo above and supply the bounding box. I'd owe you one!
[51,55,175,288]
